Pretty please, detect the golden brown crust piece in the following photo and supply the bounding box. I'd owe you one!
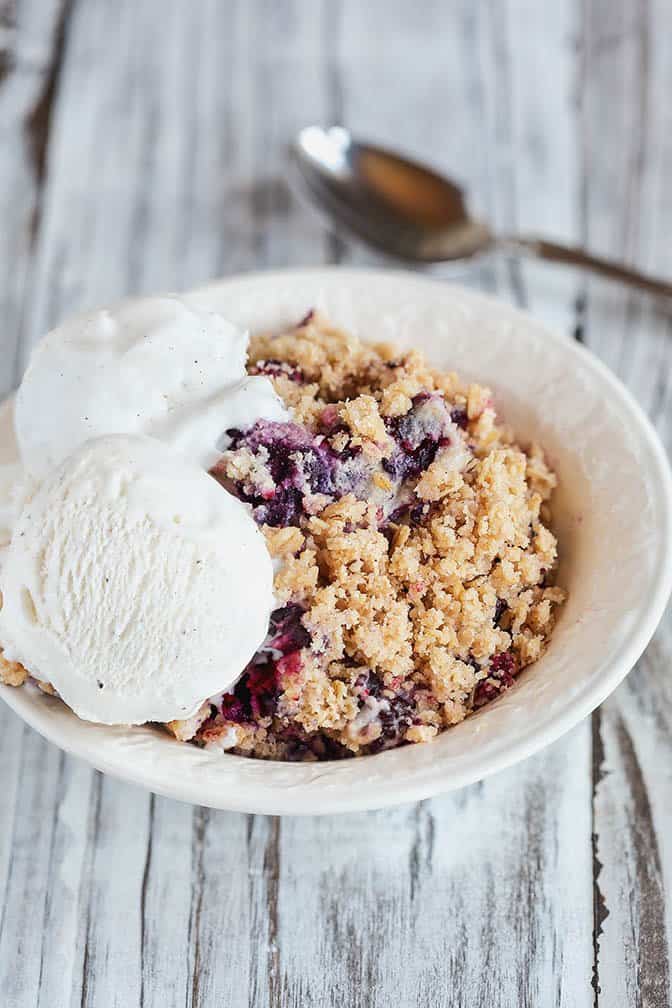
[0,651,29,687]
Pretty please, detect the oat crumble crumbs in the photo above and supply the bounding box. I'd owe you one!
[2,311,565,761]
[192,311,565,760]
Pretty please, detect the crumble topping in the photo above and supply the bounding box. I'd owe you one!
[186,311,565,760]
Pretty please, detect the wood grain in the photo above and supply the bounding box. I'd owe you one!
[579,2,672,1005]
[0,0,670,1005]
[0,0,69,397]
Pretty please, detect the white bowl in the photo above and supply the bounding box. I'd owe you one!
[1,269,671,815]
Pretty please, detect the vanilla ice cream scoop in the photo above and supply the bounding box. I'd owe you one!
[15,295,287,481]
[0,435,274,724]
[0,463,29,549]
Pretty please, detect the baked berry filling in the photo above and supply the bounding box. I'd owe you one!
[201,604,310,734]
[216,392,459,532]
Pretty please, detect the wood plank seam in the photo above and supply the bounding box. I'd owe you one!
[590,710,608,1008]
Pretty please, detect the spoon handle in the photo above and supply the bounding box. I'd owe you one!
[502,235,672,299]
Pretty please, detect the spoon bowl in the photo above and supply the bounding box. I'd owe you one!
[294,125,493,262]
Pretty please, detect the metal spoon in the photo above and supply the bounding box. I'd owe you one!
[293,125,672,298]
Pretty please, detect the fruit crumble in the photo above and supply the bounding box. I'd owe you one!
[0,310,565,760]
[168,311,565,760]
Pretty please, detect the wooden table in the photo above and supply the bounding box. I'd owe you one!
[1,2,670,1005]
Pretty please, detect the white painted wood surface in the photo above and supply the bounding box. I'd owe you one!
[0,1,669,1004]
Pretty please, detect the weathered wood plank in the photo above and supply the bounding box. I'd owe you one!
[0,0,69,395]
[481,0,584,336]
[276,731,592,1008]
[0,8,96,1006]
[36,759,93,1008]
[138,796,192,1008]
[578,1,672,1005]
[0,731,63,1007]
[20,0,330,367]
[78,779,151,1008]
[0,710,28,993]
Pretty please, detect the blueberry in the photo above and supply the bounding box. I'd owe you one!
[450,408,468,429]
[246,661,280,719]
[269,605,311,653]
[252,359,304,383]
[413,438,440,472]
[221,675,254,722]
[355,671,384,699]
[493,599,508,626]
[366,686,416,753]
[224,420,342,526]
[410,502,428,525]
[256,488,304,527]
[383,436,440,482]
[220,693,249,723]
[302,449,335,495]
[264,442,297,483]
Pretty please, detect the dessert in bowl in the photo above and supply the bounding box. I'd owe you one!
[0,269,670,814]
